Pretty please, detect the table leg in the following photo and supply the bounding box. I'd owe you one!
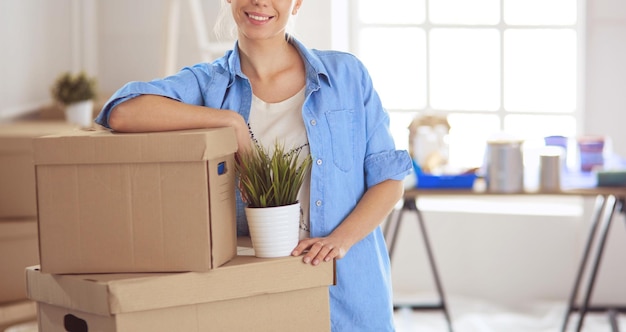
[561,195,607,332]
[413,200,454,332]
[575,195,619,332]
[608,309,620,332]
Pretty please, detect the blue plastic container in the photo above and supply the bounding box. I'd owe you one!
[413,160,477,189]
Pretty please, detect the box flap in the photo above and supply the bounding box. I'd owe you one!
[26,266,118,316]
[33,127,237,165]
[26,254,334,316]
[0,121,78,152]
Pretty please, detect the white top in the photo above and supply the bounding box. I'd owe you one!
[248,87,310,239]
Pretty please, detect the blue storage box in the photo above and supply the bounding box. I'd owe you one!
[413,160,477,189]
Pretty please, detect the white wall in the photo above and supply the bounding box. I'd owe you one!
[0,0,74,119]
[96,0,331,97]
[0,0,624,307]
[585,0,626,157]
[0,0,331,117]
[389,196,626,306]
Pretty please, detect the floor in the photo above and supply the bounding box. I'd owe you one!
[6,297,624,332]
[393,295,626,332]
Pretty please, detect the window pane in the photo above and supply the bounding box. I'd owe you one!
[359,28,427,110]
[505,114,578,175]
[358,0,425,24]
[447,113,500,168]
[430,28,500,111]
[389,111,419,151]
[504,29,576,113]
[504,114,576,140]
[504,0,577,25]
[430,0,500,25]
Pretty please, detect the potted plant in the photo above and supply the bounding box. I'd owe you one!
[236,140,312,258]
[50,71,97,128]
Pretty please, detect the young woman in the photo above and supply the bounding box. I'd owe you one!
[95,0,412,330]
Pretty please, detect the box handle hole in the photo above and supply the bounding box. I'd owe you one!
[64,314,88,332]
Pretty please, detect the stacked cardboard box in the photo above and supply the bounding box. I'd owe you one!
[26,249,335,332]
[0,221,39,303]
[0,301,37,331]
[25,128,335,331]
[32,128,239,274]
[0,122,79,328]
[0,122,78,218]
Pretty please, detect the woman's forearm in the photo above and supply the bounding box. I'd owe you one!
[293,179,404,264]
[108,95,240,132]
[108,95,251,152]
[332,179,404,249]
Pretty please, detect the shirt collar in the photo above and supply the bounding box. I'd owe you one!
[289,36,331,91]
[225,35,330,90]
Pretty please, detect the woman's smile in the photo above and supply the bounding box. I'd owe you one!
[246,12,274,24]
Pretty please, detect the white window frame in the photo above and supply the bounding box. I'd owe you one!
[344,0,586,213]
[347,0,586,165]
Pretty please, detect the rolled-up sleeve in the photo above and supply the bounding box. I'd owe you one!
[364,150,412,188]
[95,94,140,129]
[355,58,412,188]
[95,66,210,129]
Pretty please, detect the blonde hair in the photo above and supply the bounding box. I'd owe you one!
[213,0,299,41]
[213,1,236,40]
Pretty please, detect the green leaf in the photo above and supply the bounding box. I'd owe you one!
[235,140,312,208]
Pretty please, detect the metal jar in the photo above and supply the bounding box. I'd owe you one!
[485,139,524,193]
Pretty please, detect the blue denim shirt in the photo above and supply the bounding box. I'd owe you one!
[96,37,412,332]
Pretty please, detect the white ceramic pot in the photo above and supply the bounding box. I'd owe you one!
[245,202,300,258]
[65,99,94,128]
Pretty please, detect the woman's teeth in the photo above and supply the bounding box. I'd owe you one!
[249,14,269,21]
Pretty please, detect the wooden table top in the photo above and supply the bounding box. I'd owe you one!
[405,178,626,198]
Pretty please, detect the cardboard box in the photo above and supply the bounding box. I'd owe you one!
[0,301,37,331]
[3,321,38,332]
[26,254,335,332]
[0,121,78,218]
[33,128,238,274]
[0,219,39,303]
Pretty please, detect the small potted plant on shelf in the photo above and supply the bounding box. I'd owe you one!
[50,71,97,128]
[236,140,312,258]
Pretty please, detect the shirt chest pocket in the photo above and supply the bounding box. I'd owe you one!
[325,109,355,172]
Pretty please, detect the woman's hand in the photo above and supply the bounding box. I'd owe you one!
[227,112,252,155]
[291,180,404,266]
[292,236,349,266]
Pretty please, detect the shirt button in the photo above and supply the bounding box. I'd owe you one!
[316,159,323,166]
[310,119,317,126]
[315,200,322,206]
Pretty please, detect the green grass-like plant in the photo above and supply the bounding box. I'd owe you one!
[51,71,97,105]
[236,141,312,208]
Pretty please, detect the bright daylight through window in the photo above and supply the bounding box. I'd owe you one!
[352,0,579,170]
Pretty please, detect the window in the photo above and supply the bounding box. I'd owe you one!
[351,0,581,170]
